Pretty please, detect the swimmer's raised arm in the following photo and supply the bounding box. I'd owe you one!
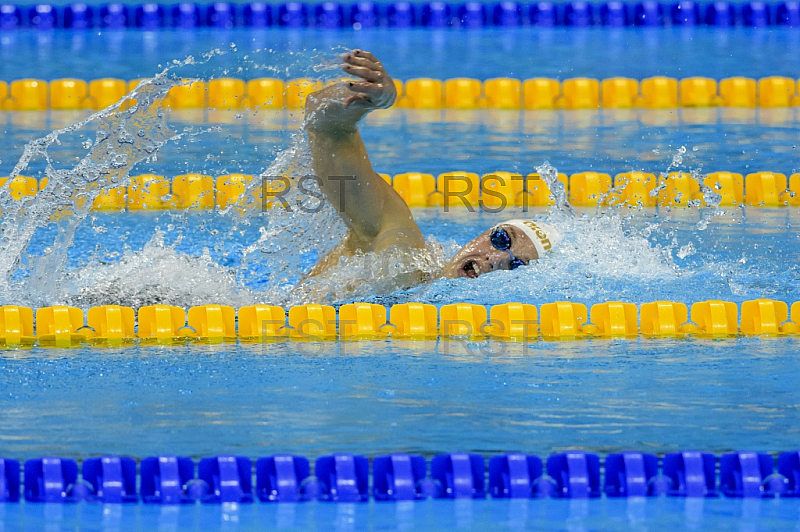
[304,50,425,253]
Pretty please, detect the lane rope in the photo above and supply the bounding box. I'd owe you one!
[3,171,798,211]
[2,299,798,347]
[3,449,799,503]
[1,1,798,30]
[1,75,799,110]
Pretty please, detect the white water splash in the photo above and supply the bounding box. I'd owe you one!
[63,230,257,309]
[0,74,185,307]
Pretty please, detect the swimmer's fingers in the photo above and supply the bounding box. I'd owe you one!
[342,63,381,82]
[352,49,381,64]
[343,50,387,80]
[344,53,384,72]
[347,79,396,108]
[341,50,395,108]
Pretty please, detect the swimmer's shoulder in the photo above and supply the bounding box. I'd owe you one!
[369,226,427,253]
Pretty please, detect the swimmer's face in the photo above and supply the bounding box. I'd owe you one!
[442,224,540,279]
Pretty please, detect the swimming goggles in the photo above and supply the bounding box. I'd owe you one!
[490,227,526,270]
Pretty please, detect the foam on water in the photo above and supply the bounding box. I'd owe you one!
[63,229,257,309]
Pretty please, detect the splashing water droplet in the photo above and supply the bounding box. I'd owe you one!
[110,154,128,168]
[677,242,696,259]
[534,161,573,220]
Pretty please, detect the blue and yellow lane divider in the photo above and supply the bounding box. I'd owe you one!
[2,75,800,111]
[3,170,799,211]
[1,299,798,347]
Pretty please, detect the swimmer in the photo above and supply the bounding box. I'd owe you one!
[304,49,559,282]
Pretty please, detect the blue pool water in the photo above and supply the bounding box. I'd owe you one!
[4,107,800,184]
[1,26,800,531]
[1,496,798,531]
[1,27,800,81]
[3,329,800,461]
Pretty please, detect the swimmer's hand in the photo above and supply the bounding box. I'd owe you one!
[342,50,396,110]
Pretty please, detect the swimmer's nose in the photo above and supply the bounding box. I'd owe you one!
[486,248,511,271]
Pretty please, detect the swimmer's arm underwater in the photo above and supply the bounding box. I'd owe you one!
[304,50,425,254]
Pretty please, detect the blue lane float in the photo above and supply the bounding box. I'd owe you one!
[373,454,430,501]
[564,1,594,26]
[421,1,451,27]
[662,452,718,497]
[207,2,235,28]
[315,2,345,28]
[706,1,736,25]
[777,451,800,497]
[601,1,631,26]
[315,454,370,502]
[278,1,307,26]
[530,1,558,25]
[635,1,665,25]
[547,452,602,498]
[28,4,57,29]
[494,1,523,26]
[63,2,93,28]
[255,455,311,502]
[6,450,800,503]
[743,0,772,25]
[99,3,129,28]
[387,1,416,27]
[671,0,701,24]
[0,458,20,503]
[81,456,138,503]
[243,1,271,26]
[719,452,778,498]
[604,452,662,497]
[140,456,196,504]
[1,2,800,29]
[431,453,486,499]
[134,3,164,29]
[351,1,380,28]
[197,455,254,503]
[23,457,82,503]
[170,2,200,28]
[778,1,800,24]
[0,4,22,30]
[457,1,487,27]
[488,453,544,499]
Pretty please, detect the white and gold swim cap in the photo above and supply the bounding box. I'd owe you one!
[503,219,561,258]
